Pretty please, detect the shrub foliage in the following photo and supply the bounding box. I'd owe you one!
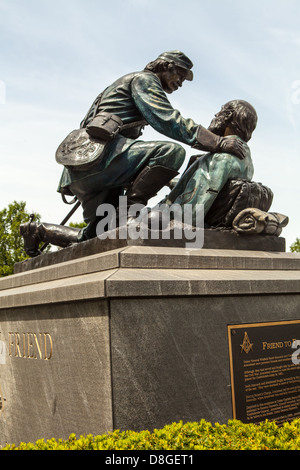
[2,419,300,450]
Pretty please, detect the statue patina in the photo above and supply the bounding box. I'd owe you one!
[20,50,246,257]
[153,99,288,236]
[163,99,258,224]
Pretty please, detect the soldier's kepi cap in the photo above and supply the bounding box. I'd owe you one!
[157,50,193,81]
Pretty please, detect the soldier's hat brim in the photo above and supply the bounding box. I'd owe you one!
[158,50,193,81]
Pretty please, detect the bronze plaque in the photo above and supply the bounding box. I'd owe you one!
[228,320,300,425]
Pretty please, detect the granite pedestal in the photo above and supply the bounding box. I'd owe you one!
[0,235,300,446]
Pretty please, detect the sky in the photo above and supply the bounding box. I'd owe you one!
[0,0,299,250]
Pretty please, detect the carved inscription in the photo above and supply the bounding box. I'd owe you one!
[243,353,300,423]
[2,332,53,361]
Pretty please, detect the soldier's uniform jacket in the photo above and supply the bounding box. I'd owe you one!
[58,70,199,192]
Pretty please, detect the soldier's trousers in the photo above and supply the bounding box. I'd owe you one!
[69,140,186,241]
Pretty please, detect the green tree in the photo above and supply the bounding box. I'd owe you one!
[290,238,300,253]
[69,221,87,229]
[0,201,41,277]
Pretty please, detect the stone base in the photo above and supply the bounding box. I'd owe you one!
[14,228,286,274]
[0,245,299,445]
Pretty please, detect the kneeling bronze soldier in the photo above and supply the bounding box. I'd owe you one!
[21,50,245,257]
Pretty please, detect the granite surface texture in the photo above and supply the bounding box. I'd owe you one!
[0,245,300,444]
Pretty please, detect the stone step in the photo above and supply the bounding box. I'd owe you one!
[1,247,300,308]
[14,229,286,274]
[1,246,300,294]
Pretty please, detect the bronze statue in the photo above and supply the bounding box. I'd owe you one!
[21,50,246,257]
[232,209,288,236]
[163,99,258,225]
[157,99,288,235]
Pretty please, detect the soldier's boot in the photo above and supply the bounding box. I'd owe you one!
[126,165,178,206]
[20,221,80,257]
[125,165,178,223]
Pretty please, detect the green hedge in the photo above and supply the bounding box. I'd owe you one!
[2,419,300,450]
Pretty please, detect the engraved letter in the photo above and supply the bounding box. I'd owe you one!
[34,334,43,360]
[8,333,14,357]
[15,333,22,358]
[22,333,26,358]
[44,333,53,360]
[27,333,35,359]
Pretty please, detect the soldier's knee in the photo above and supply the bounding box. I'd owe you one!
[173,143,186,163]
[148,141,186,171]
[164,142,186,169]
